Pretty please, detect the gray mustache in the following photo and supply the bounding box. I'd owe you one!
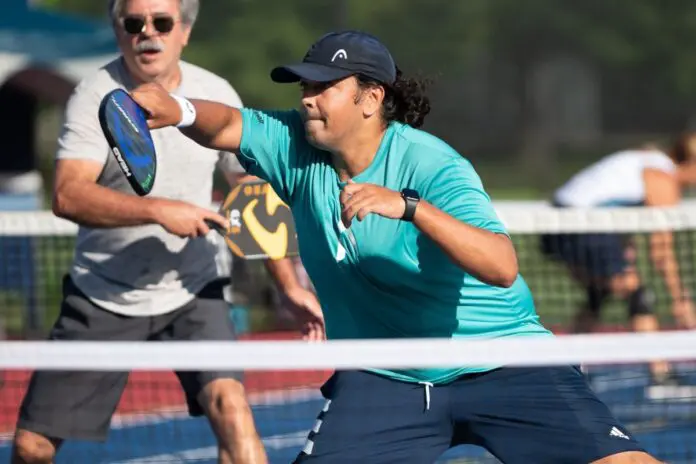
[134,40,164,53]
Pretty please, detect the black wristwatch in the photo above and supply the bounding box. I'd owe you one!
[401,188,420,222]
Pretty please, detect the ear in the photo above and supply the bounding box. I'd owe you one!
[360,85,385,118]
[112,20,126,42]
[181,24,192,46]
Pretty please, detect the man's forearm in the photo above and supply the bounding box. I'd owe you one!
[53,181,158,228]
[413,201,518,287]
[657,256,684,303]
[180,100,243,153]
[650,232,685,301]
[264,257,302,293]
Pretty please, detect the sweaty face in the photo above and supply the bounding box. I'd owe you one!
[115,0,191,83]
[299,76,367,151]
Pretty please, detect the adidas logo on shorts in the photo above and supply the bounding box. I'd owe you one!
[609,426,630,440]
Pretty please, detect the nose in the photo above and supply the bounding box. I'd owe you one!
[301,92,315,111]
[140,18,156,37]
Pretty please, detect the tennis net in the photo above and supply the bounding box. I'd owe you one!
[3,202,696,335]
[0,332,695,463]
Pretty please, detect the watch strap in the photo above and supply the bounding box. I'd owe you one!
[401,190,419,222]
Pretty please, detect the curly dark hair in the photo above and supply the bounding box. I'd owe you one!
[357,67,432,129]
[670,132,696,165]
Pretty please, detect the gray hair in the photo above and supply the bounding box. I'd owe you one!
[108,0,199,25]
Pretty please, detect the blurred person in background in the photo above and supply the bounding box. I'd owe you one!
[132,29,662,464]
[541,134,696,385]
[11,1,323,464]
[227,172,320,333]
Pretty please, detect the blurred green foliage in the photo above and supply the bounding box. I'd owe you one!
[43,0,696,107]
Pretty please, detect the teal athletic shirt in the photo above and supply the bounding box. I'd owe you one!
[236,108,552,384]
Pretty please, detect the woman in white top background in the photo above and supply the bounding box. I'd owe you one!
[541,133,696,385]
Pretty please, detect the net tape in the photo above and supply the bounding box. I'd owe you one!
[4,203,696,236]
[0,332,694,371]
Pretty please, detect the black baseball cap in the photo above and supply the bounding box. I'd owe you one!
[270,30,397,85]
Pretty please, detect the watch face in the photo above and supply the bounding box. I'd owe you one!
[403,188,420,200]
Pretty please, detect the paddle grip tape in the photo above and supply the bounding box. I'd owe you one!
[171,94,196,128]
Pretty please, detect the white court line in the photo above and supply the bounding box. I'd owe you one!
[646,385,696,401]
[111,431,308,463]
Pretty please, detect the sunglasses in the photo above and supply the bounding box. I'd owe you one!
[120,15,177,35]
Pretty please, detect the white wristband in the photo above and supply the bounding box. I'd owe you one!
[171,94,196,128]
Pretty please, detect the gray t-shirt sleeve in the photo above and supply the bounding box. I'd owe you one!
[56,83,109,165]
[215,80,246,175]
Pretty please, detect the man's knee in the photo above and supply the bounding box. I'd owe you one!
[592,451,663,464]
[609,268,640,297]
[12,430,59,464]
[199,378,251,423]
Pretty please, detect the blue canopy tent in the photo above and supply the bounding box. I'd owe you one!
[0,0,117,86]
[0,0,117,336]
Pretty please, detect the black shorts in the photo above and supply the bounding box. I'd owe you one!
[16,275,238,442]
[294,367,644,464]
[540,232,628,278]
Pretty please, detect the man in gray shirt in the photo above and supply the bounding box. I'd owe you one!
[11,1,324,463]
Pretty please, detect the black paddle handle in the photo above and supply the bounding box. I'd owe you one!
[205,219,227,235]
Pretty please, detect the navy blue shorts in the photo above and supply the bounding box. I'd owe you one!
[540,232,628,278]
[293,366,644,464]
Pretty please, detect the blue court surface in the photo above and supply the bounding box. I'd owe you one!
[1,363,694,463]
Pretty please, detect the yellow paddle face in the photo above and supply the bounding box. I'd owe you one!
[219,180,299,260]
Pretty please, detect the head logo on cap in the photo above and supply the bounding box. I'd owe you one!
[331,49,348,62]
[270,31,397,85]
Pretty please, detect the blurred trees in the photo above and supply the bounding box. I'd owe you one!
[39,0,696,189]
[43,0,696,102]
